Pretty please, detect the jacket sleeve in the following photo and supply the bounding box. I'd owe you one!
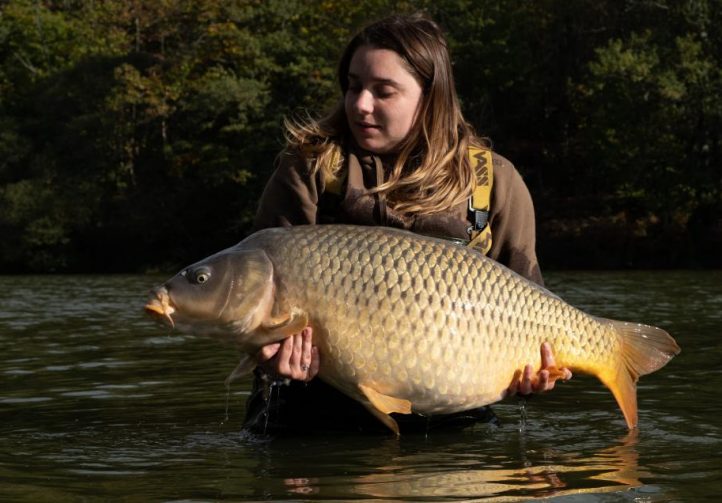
[488,155,544,286]
[253,150,321,232]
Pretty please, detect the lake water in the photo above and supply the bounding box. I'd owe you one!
[1,271,720,501]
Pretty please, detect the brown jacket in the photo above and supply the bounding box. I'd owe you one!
[254,145,543,285]
[245,144,543,434]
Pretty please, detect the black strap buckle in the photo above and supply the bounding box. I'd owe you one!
[467,197,489,234]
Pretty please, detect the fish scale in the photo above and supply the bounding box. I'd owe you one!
[259,227,498,405]
[145,224,680,435]
[245,226,639,414]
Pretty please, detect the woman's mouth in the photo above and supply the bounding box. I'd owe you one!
[355,122,381,135]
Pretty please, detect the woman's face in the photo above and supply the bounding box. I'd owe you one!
[345,46,424,154]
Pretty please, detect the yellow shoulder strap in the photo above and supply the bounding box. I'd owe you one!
[467,147,494,255]
[322,146,493,254]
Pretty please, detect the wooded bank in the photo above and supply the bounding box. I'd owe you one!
[1,0,719,272]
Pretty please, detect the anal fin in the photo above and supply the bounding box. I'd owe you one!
[358,384,412,436]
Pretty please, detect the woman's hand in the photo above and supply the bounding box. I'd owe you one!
[256,326,320,382]
[506,342,572,397]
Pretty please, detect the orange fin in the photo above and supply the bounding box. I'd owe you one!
[242,309,309,355]
[259,308,308,338]
[358,384,412,436]
[600,359,639,429]
[597,318,680,429]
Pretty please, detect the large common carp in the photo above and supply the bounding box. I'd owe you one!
[145,225,680,434]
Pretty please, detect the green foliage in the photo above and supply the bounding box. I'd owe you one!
[573,2,721,218]
[0,0,719,271]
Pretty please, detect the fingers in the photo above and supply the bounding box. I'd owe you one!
[275,336,295,376]
[539,342,572,380]
[288,329,304,371]
[514,363,550,396]
[300,327,314,377]
[510,342,573,397]
[536,369,550,391]
[533,342,555,392]
[256,326,318,382]
[308,346,320,380]
[256,342,281,363]
[517,364,535,395]
[540,341,555,368]
[505,369,521,397]
[292,327,316,382]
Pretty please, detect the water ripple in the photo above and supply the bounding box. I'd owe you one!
[0,272,720,501]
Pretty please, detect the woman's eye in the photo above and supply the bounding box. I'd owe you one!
[376,87,396,98]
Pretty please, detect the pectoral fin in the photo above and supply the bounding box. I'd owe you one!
[260,308,309,338]
[224,354,256,388]
[358,384,412,436]
[241,309,309,357]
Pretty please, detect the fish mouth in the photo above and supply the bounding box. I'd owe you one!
[144,287,176,328]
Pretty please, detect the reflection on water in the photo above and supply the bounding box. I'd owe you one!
[0,272,721,501]
[277,431,643,501]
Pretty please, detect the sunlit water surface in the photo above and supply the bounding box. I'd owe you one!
[1,271,720,501]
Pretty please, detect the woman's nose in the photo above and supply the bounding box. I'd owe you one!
[352,89,373,115]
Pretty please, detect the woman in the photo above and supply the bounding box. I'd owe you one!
[244,13,571,434]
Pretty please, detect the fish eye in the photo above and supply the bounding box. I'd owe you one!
[191,267,211,284]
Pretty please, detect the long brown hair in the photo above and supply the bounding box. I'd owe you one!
[284,12,486,216]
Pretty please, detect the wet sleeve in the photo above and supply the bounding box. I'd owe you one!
[488,157,544,286]
[253,151,320,232]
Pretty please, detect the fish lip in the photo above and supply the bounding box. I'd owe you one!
[144,289,176,328]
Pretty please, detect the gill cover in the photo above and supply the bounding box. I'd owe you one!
[163,246,274,328]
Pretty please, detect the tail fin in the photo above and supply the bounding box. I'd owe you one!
[596,319,680,429]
